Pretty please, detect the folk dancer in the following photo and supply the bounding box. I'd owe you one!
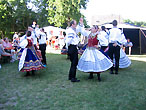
[77,25,113,81]
[18,31,44,76]
[65,18,87,82]
[38,28,47,67]
[108,20,127,74]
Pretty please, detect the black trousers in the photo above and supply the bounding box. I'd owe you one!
[101,46,108,51]
[68,45,78,79]
[34,44,38,50]
[39,44,47,65]
[108,43,120,72]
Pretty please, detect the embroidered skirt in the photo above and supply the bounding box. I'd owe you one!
[77,47,113,73]
[19,46,44,72]
[113,49,131,68]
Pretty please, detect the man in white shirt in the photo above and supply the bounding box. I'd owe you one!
[65,18,85,82]
[39,28,47,66]
[13,32,19,40]
[125,38,133,55]
[108,20,127,74]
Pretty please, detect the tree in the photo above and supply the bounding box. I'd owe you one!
[47,0,89,28]
[0,0,49,39]
[0,0,13,38]
[124,19,146,27]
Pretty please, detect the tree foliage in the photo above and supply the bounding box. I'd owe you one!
[124,19,146,27]
[47,0,89,28]
[0,0,49,39]
[0,0,13,38]
[0,0,89,39]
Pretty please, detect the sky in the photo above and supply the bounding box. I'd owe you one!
[81,0,146,26]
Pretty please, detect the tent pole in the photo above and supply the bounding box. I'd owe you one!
[139,29,141,54]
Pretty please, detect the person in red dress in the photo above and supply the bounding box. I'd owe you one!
[77,25,113,81]
[18,31,44,76]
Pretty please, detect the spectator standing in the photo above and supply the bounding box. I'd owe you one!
[124,38,133,55]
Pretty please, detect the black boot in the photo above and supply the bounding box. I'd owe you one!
[24,72,30,77]
[88,73,94,79]
[115,71,118,75]
[32,70,35,76]
[97,73,101,82]
[110,67,114,74]
[71,78,80,82]
[110,70,114,74]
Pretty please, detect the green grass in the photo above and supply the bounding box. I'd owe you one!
[0,54,146,110]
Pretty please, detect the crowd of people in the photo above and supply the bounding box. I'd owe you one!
[0,21,47,76]
[65,18,133,82]
[0,36,18,69]
[0,19,133,83]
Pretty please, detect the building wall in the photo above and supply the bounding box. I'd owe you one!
[91,14,124,26]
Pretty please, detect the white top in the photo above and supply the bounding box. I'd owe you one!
[98,31,109,46]
[109,27,126,44]
[19,35,28,48]
[35,27,41,37]
[39,32,47,44]
[31,31,38,45]
[13,34,18,39]
[65,25,91,49]
[65,27,80,47]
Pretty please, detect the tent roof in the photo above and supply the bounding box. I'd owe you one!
[43,26,65,36]
[43,26,65,31]
[102,23,146,30]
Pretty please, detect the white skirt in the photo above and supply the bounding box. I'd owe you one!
[77,47,113,72]
[113,49,131,68]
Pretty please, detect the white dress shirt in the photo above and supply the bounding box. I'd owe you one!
[98,31,109,46]
[39,32,47,44]
[31,31,38,45]
[65,24,91,49]
[65,27,79,47]
[35,27,41,37]
[109,27,127,45]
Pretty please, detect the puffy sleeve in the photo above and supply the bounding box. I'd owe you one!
[76,25,90,37]
[120,33,127,45]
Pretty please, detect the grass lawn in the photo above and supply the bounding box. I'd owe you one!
[0,54,146,110]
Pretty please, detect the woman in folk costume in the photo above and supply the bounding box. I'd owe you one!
[113,33,131,68]
[18,31,44,76]
[118,48,131,68]
[77,25,113,81]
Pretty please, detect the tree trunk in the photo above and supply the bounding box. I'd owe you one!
[0,31,4,39]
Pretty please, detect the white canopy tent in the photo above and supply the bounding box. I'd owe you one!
[43,26,65,39]
[102,23,146,54]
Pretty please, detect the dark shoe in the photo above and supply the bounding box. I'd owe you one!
[110,71,114,74]
[88,73,94,79]
[68,77,72,80]
[98,77,101,82]
[97,73,101,82]
[32,70,35,76]
[71,78,80,82]
[24,72,30,77]
[67,55,70,59]
[115,72,118,75]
